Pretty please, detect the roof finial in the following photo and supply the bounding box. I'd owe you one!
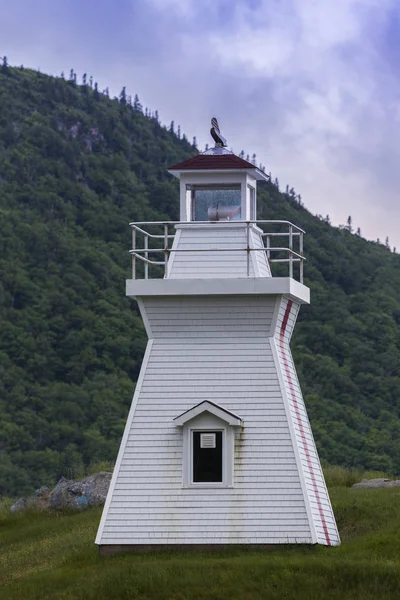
[210,117,227,148]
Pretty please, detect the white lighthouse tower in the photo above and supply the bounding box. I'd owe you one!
[96,120,340,554]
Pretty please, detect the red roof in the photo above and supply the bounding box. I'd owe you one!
[168,153,257,171]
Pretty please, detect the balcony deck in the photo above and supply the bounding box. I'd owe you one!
[129,220,305,283]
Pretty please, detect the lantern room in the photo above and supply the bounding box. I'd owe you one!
[169,147,269,223]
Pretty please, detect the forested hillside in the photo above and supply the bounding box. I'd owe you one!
[1,64,400,496]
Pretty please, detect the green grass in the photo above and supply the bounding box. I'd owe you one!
[1,484,400,599]
[322,465,388,488]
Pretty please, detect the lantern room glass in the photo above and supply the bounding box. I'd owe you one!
[187,184,241,222]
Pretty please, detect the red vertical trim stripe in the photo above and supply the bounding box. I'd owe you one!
[279,300,331,546]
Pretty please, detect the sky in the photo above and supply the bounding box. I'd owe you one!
[1,0,400,246]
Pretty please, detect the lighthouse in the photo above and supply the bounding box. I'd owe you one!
[96,119,340,554]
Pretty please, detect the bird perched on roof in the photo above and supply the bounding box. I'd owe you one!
[210,117,227,147]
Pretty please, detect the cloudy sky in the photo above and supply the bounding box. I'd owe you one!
[1,0,400,245]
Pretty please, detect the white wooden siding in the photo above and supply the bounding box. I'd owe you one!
[274,297,340,546]
[168,225,271,279]
[144,296,277,338]
[251,228,271,277]
[97,296,313,546]
[97,294,339,547]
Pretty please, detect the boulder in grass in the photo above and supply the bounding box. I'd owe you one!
[352,478,400,488]
[49,472,112,510]
[10,472,112,512]
[10,497,27,512]
[10,485,50,512]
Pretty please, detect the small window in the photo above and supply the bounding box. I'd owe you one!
[174,401,242,488]
[193,431,223,483]
[248,185,256,220]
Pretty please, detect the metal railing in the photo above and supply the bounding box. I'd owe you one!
[129,220,305,283]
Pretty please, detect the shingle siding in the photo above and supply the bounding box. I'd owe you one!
[168,225,271,279]
[97,296,315,545]
[274,297,340,546]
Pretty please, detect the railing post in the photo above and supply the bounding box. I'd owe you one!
[144,234,148,280]
[164,223,169,278]
[300,231,304,284]
[131,227,136,280]
[266,234,271,263]
[246,221,250,277]
[289,224,293,279]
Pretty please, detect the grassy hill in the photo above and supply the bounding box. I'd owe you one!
[2,63,400,495]
[1,471,400,599]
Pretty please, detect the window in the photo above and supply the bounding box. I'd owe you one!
[193,431,223,483]
[187,184,241,221]
[174,400,243,488]
[248,185,256,220]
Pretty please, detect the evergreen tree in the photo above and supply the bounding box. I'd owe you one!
[346,216,353,233]
[94,82,100,100]
[192,136,197,148]
[2,56,9,73]
[82,73,87,86]
[177,125,181,139]
[133,94,142,112]
[169,121,175,134]
[119,86,127,105]
[89,75,93,88]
